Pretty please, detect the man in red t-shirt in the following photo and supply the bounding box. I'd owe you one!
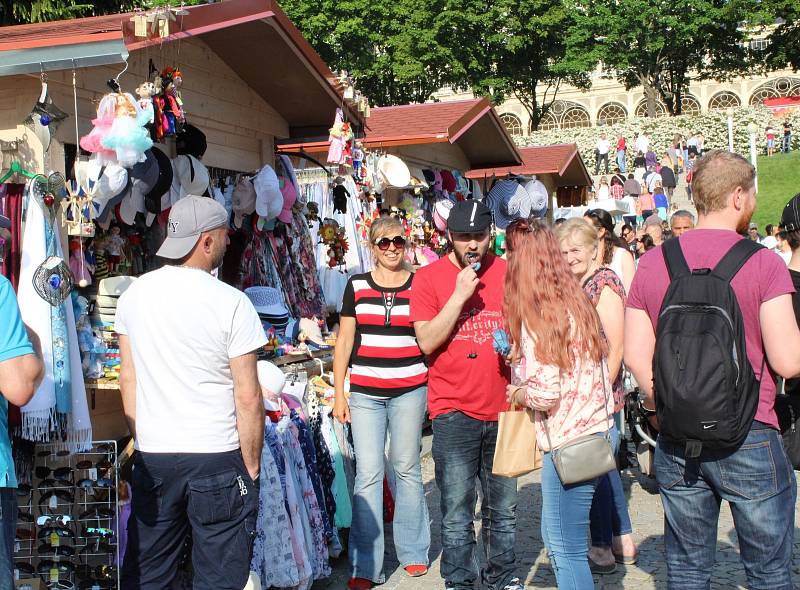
[625,150,800,589]
[410,200,519,590]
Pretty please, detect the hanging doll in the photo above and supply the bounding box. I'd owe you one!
[152,73,167,141]
[332,183,350,214]
[327,108,353,165]
[159,67,186,136]
[93,238,110,281]
[104,226,126,274]
[68,238,93,287]
[88,93,152,167]
[135,81,156,126]
[79,94,118,165]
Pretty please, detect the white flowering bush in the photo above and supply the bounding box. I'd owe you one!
[517,107,800,169]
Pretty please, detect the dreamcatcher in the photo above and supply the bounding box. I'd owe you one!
[23,74,68,152]
[32,255,73,306]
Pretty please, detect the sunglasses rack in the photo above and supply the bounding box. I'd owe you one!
[14,440,120,590]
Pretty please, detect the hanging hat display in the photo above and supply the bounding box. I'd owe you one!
[377,155,411,190]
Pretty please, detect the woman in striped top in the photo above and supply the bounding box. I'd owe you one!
[333,217,430,590]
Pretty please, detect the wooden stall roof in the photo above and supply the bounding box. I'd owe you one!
[465,143,592,187]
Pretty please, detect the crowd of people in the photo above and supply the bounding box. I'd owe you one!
[3,149,800,590]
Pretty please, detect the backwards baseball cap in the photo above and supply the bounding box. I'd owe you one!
[447,200,492,233]
[156,195,228,259]
[781,193,800,232]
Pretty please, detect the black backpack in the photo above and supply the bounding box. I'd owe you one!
[654,238,763,457]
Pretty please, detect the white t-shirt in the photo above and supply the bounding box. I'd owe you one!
[115,265,268,453]
[635,135,650,154]
[596,139,610,155]
[761,235,778,250]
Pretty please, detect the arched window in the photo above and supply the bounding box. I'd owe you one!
[561,105,591,129]
[708,91,742,110]
[635,99,668,118]
[536,111,559,131]
[597,102,628,126]
[680,95,701,116]
[749,77,800,106]
[500,113,523,137]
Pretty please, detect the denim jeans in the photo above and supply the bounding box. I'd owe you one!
[432,411,518,590]
[540,447,599,590]
[616,150,626,173]
[590,425,633,547]
[655,425,796,590]
[0,488,15,590]
[348,387,430,583]
[783,134,792,152]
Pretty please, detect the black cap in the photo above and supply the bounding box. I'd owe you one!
[447,199,492,233]
[781,193,800,232]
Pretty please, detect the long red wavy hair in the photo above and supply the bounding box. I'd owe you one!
[504,218,606,369]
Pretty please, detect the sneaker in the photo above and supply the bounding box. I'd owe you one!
[404,564,428,577]
[503,577,524,590]
[347,578,374,590]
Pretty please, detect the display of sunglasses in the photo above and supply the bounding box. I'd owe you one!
[84,443,113,454]
[375,236,406,251]
[37,514,72,527]
[38,478,74,489]
[37,543,76,557]
[77,478,113,489]
[37,526,75,540]
[37,449,71,458]
[79,541,115,556]
[82,526,114,538]
[35,465,72,479]
[78,506,114,520]
[36,559,76,574]
[14,561,35,575]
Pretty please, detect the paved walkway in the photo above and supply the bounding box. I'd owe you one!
[316,450,800,589]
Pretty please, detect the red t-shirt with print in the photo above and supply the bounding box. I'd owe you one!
[410,254,511,421]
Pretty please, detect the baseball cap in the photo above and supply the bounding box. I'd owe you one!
[748,222,758,230]
[780,193,800,232]
[156,195,228,259]
[0,214,9,230]
[447,200,492,233]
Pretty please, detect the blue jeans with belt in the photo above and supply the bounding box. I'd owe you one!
[432,411,518,590]
[589,424,633,546]
[655,423,796,590]
[347,387,430,583]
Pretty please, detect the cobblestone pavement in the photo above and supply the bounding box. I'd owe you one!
[315,447,800,589]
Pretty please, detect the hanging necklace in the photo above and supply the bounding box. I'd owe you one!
[382,291,396,327]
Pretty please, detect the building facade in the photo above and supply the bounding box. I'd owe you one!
[436,67,800,136]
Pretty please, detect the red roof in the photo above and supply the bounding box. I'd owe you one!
[466,144,591,187]
[0,13,127,50]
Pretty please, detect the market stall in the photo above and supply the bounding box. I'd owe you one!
[0,2,365,587]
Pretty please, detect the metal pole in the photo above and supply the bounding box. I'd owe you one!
[749,132,758,193]
[727,115,734,152]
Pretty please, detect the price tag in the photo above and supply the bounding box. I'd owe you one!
[50,531,60,547]
[49,568,59,583]
[158,18,169,38]
[49,494,58,510]
[133,14,147,37]
[88,467,98,481]
[14,542,19,553]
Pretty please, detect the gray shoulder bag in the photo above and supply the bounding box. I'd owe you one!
[541,362,616,485]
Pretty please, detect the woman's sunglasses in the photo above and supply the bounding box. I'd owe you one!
[35,465,72,480]
[375,236,406,251]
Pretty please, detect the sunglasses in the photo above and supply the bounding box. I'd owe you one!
[75,458,113,471]
[375,236,406,251]
[37,449,71,458]
[37,514,72,527]
[38,489,74,513]
[37,559,76,575]
[82,526,114,539]
[37,526,75,541]
[35,465,72,479]
[79,506,114,520]
[39,478,74,489]
[77,478,114,490]
[37,543,76,557]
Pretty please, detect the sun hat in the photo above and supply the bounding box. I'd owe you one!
[257,360,286,403]
[780,193,800,232]
[232,177,257,229]
[253,165,283,221]
[95,294,120,308]
[98,276,136,297]
[245,286,288,316]
[171,155,210,205]
[520,178,549,219]
[485,179,524,229]
[76,157,129,218]
[447,199,492,233]
[277,175,298,224]
[299,317,330,349]
[377,155,411,189]
[453,170,470,194]
[408,166,429,190]
[433,199,454,232]
[156,195,229,259]
[119,149,160,225]
[175,124,207,160]
[144,148,173,215]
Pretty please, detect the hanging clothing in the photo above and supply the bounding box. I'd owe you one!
[0,184,24,288]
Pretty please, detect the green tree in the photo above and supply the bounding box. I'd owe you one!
[572,0,757,117]
[0,0,204,25]
[439,0,596,131]
[764,0,800,71]
[279,0,459,105]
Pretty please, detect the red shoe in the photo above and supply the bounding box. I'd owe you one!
[404,564,428,577]
[347,577,374,590]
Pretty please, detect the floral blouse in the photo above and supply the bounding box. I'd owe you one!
[520,325,614,451]
[582,267,626,412]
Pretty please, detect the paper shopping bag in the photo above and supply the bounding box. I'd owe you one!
[492,404,542,477]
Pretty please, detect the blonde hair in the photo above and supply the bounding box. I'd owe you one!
[368,216,413,271]
[692,150,755,215]
[555,217,599,250]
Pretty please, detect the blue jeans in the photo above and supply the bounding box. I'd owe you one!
[590,425,633,546]
[432,411,518,590]
[0,488,15,590]
[616,150,626,173]
[783,134,792,152]
[348,387,430,583]
[655,425,796,590]
[540,447,599,590]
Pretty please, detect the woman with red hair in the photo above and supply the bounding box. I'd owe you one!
[504,218,615,590]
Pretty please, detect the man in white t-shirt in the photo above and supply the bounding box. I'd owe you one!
[635,132,650,155]
[117,195,267,590]
[595,133,610,174]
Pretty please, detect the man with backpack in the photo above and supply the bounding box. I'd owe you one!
[624,149,800,590]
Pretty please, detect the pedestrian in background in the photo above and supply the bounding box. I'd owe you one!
[669,210,695,238]
[596,134,611,175]
[584,208,635,293]
[616,135,627,173]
